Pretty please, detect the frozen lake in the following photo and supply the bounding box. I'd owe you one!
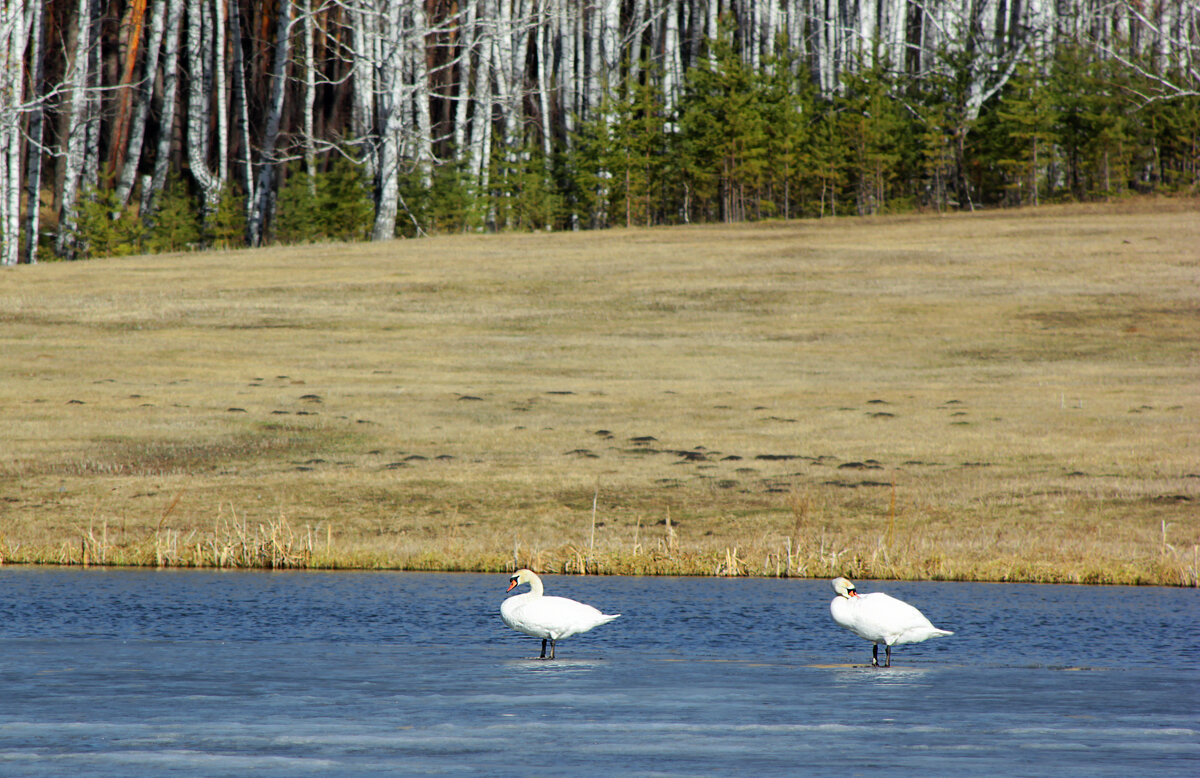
[0,568,1196,776]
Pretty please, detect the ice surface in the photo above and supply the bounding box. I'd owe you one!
[0,570,1196,776]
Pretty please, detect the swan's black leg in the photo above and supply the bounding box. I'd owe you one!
[539,639,548,659]
[871,644,879,667]
[885,645,892,668]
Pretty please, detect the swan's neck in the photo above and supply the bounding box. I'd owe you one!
[525,575,544,597]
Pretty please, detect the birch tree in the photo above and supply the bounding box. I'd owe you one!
[54,0,96,258]
[20,0,46,263]
[248,0,293,246]
[409,0,433,189]
[348,0,379,180]
[660,1,683,124]
[141,0,184,220]
[228,0,255,228]
[185,0,224,213]
[7,0,1200,260]
[1,0,32,265]
[451,0,478,162]
[534,0,552,168]
[372,0,406,239]
[466,0,493,199]
[300,0,317,186]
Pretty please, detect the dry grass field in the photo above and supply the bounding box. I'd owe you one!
[1,200,1197,585]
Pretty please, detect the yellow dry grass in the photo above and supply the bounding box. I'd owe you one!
[1,200,1197,584]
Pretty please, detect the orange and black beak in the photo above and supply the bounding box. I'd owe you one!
[506,578,518,592]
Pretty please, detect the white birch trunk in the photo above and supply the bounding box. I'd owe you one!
[214,0,228,184]
[350,0,378,180]
[574,2,587,123]
[554,0,578,229]
[143,0,184,219]
[467,1,493,192]
[248,0,293,246]
[784,0,806,70]
[55,0,94,258]
[559,0,576,145]
[626,0,646,86]
[490,0,515,214]
[80,9,101,195]
[661,0,681,127]
[884,0,907,71]
[186,0,221,212]
[490,0,530,201]
[301,0,316,182]
[535,0,552,169]
[762,0,779,67]
[585,0,601,118]
[747,0,763,70]
[452,0,478,161]
[859,1,873,67]
[601,0,620,93]
[21,0,45,263]
[1,0,31,266]
[372,0,406,240]
[228,0,254,230]
[410,1,433,189]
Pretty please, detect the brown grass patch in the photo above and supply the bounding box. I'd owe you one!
[1,202,1197,584]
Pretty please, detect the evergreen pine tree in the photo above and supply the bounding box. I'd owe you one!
[275,160,374,242]
[142,177,204,254]
[73,185,146,258]
[427,160,477,234]
[274,169,323,243]
[1048,44,1095,200]
[806,104,847,217]
[758,45,813,219]
[677,28,768,223]
[837,50,905,215]
[210,182,247,249]
[992,59,1058,206]
[318,159,375,241]
[1083,58,1135,198]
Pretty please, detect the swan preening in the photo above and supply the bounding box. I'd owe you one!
[500,569,620,659]
[830,576,953,667]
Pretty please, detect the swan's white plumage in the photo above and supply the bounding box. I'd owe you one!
[500,569,619,658]
[829,577,952,666]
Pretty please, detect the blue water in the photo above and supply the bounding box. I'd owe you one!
[0,569,1196,776]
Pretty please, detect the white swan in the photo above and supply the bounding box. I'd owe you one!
[830,577,953,667]
[500,569,620,659]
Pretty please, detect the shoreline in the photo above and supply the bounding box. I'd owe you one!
[1,546,1193,587]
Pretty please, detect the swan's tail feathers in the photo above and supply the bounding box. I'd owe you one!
[933,628,954,637]
[600,613,621,625]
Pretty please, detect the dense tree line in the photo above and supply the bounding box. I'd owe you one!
[1,1,1197,263]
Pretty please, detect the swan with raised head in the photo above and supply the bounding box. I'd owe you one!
[500,569,620,659]
[829,577,953,667]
